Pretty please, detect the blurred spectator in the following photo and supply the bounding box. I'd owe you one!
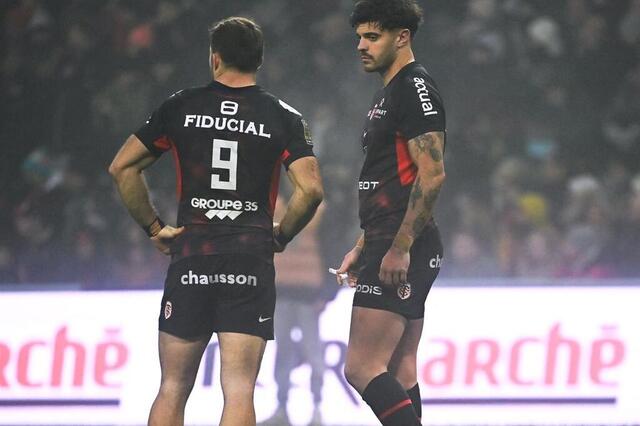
[515,229,559,277]
[612,174,640,276]
[556,176,615,278]
[444,231,497,278]
[555,225,613,278]
[603,64,640,166]
[561,175,604,226]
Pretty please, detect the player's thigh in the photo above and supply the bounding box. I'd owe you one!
[158,330,211,390]
[345,307,407,382]
[388,318,424,388]
[218,332,267,394]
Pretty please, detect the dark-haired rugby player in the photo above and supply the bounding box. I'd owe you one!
[335,1,446,424]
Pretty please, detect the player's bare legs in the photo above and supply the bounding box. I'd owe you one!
[388,318,424,420]
[344,307,406,392]
[148,331,211,426]
[388,318,423,388]
[218,332,267,426]
[345,307,421,425]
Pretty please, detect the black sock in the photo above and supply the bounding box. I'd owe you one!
[361,372,420,426]
[406,383,422,420]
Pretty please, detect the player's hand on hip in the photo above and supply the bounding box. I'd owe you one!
[335,247,361,287]
[150,225,185,255]
[379,246,410,287]
[272,223,288,253]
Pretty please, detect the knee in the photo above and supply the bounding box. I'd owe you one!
[158,378,195,401]
[222,378,257,403]
[344,359,376,393]
[343,362,359,390]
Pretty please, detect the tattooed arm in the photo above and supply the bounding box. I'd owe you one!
[394,131,446,249]
[378,131,446,286]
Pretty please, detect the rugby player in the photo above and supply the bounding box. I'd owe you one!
[335,1,446,424]
[109,17,323,426]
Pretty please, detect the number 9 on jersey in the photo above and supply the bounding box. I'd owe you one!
[211,138,238,190]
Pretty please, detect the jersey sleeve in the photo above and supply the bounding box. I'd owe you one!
[397,76,446,141]
[281,114,315,170]
[134,101,172,157]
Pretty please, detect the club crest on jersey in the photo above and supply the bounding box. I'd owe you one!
[164,301,173,319]
[367,100,387,120]
[397,283,412,300]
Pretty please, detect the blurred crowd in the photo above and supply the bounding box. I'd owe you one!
[1,0,639,287]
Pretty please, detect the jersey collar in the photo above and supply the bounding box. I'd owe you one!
[385,61,420,87]
[207,80,261,92]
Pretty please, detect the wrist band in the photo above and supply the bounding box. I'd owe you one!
[144,217,165,237]
[274,228,292,246]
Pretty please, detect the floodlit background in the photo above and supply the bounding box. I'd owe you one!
[1,0,639,425]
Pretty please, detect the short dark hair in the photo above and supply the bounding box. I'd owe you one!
[209,17,263,73]
[350,0,423,38]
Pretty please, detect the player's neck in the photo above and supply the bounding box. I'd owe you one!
[381,50,415,86]
[213,70,257,88]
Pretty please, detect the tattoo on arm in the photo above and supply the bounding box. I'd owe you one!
[411,211,428,237]
[411,133,444,162]
[393,131,445,251]
[409,175,422,209]
[412,183,443,237]
[429,146,443,162]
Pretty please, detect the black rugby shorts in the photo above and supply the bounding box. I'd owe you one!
[353,226,443,319]
[159,254,275,340]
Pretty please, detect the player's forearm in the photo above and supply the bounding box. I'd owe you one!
[278,186,323,241]
[111,167,159,228]
[393,173,445,252]
[354,233,365,252]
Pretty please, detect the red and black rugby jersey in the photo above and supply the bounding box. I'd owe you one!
[135,80,315,262]
[358,62,446,241]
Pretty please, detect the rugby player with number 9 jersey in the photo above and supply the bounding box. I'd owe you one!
[109,17,323,426]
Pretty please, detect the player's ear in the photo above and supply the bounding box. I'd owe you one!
[396,29,411,48]
[211,52,222,73]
